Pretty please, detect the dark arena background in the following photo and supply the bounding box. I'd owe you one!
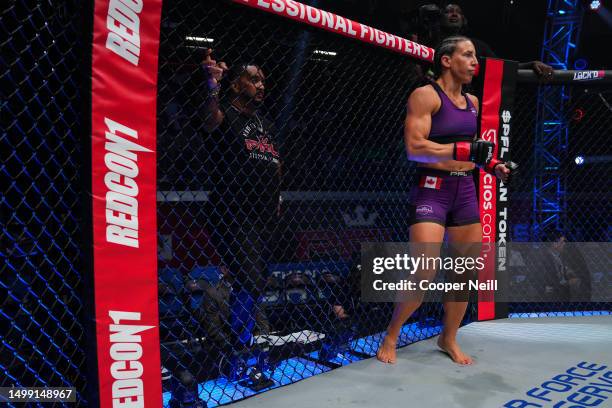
[2,0,611,407]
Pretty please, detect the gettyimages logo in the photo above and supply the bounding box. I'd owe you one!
[360,242,494,303]
[361,242,610,303]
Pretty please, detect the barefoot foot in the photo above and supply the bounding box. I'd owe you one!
[437,336,473,365]
[376,335,397,364]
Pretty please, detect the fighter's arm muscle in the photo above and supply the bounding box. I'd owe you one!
[404,87,455,163]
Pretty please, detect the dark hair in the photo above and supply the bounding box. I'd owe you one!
[224,62,260,86]
[432,35,472,78]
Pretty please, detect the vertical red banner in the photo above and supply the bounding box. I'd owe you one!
[478,59,503,321]
[91,0,162,406]
[477,58,518,320]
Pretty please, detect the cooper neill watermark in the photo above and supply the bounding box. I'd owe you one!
[361,242,611,303]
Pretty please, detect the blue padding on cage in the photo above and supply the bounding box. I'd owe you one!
[230,289,256,346]
[190,265,223,284]
[159,267,184,291]
[509,310,611,318]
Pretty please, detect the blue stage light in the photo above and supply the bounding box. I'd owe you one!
[573,58,587,70]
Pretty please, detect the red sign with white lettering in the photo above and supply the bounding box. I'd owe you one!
[91,0,162,405]
[231,0,434,62]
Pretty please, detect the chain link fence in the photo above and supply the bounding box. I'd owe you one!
[511,83,611,242]
[1,0,88,405]
[156,0,451,405]
[509,82,611,316]
[156,1,611,406]
[3,0,610,406]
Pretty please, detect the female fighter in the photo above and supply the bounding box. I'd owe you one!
[376,36,516,365]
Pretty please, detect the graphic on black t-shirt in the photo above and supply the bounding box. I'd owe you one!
[211,105,281,215]
[240,116,280,164]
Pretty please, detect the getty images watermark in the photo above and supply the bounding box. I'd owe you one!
[371,252,495,292]
[360,242,611,303]
[361,242,492,303]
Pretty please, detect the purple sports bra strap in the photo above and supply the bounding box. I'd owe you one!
[430,81,471,110]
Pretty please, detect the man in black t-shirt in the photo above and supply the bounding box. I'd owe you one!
[410,3,554,98]
[439,4,553,97]
[203,49,280,387]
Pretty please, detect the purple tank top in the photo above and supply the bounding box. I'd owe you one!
[428,82,478,143]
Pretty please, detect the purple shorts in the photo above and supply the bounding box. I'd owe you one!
[409,169,480,227]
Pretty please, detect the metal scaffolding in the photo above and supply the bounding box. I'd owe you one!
[532,0,584,239]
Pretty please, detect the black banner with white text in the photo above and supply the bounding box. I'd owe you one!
[478,58,518,321]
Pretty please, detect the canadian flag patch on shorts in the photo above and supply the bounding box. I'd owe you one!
[419,175,442,190]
